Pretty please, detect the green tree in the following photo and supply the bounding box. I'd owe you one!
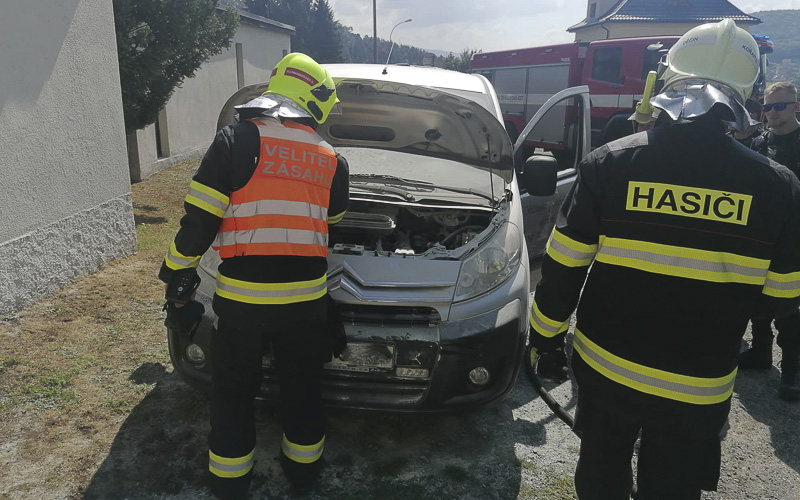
[440,48,480,73]
[246,0,345,61]
[114,0,239,133]
[310,0,343,62]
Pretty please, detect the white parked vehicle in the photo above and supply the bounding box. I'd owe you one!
[168,64,590,411]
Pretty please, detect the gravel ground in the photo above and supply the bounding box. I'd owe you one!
[1,161,798,499]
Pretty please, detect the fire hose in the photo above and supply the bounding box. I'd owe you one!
[525,346,640,498]
[524,346,578,436]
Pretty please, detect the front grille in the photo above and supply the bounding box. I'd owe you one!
[338,304,440,327]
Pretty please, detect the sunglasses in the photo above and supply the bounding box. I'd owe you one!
[762,101,796,112]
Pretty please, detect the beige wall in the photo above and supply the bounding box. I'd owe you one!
[0,0,135,314]
[574,22,754,42]
[129,21,292,182]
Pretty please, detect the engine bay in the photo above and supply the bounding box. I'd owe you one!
[329,199,495,256]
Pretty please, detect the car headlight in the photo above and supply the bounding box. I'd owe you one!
[454,222,522,302]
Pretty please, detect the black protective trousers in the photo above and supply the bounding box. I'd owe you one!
[207,313,328,498]
[750,310,800,355]
[573,396,721,500]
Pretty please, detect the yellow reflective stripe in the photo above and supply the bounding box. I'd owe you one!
[209,449,254,478]
[546,228,598,267]
[573,329,736,405]
[281,434,324,464]
[763,270,800,298]
[186,181,229,218]
[164,241,201,270]
[215,274,327,305]
[529,299,569,338]
[328,210,346,224]
[595,236,769,285]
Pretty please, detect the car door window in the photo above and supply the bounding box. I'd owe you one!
[519,95,585,175]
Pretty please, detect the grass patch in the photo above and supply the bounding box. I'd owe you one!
[132,160,198,254]
[24,369,78,406]
[0,357,19,374]
[100,397,134,414]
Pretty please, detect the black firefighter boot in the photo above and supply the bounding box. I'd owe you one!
[739,320,773,370]
[779,355,800,401]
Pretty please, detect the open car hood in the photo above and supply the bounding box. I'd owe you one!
[216,68,514,183]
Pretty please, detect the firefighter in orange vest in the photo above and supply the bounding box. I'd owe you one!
[527,20,800,499]
[159,53,348,499]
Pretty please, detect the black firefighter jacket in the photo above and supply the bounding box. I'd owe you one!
[158,119,350,325]
[529,119,800,435]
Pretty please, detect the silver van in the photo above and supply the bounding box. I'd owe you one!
[167,64,589,412]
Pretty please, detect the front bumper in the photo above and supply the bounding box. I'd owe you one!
[167,298,526,413]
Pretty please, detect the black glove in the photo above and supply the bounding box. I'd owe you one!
[164,268,201,305]
[528,344,569,380]
[163,300,205,341]
[326,296,347,359]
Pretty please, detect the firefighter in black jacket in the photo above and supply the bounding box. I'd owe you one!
[740,82,800,400]
[159,53,349,499]
[527,21,800,500]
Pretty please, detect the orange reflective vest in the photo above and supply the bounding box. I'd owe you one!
[212,118,338,258]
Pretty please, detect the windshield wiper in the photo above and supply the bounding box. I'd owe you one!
[351,174,498,205]
[350,174,434,185]
[350,182,416,201]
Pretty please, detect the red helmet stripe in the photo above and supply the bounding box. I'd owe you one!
[284,67,319,86]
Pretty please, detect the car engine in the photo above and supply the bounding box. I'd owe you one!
[329,199,493,255]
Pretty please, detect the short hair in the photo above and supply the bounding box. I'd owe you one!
[765,82,798,101]
[744,98,762,114]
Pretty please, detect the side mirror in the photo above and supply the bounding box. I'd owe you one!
[519,156,558,196]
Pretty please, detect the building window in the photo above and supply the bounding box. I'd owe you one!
[589,3,597,18]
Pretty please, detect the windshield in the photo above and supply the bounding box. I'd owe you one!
[338,147,507,204]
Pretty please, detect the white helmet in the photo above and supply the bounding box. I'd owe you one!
[661,18,759,102]
[652,19,761,131]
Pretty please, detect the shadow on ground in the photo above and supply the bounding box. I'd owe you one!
[83,363,555,499]
[734,367,800,475]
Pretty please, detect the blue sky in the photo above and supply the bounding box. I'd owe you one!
[327,0,800,54]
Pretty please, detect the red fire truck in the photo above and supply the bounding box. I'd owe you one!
[470,35,774,147]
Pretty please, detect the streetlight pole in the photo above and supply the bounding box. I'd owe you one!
[373,0,377,63]
[382,18,412,73]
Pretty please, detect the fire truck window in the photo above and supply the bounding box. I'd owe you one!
[592,47,622,83]
[642,49,663,80]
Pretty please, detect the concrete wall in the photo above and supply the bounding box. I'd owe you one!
[0,0,135,315]
[129,20,292,182]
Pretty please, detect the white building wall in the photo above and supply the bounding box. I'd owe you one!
[129,20,292,182]
[0,0,135,315]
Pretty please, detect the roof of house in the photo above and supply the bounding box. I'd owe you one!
[216,7,296,35]
[568,0,761,32]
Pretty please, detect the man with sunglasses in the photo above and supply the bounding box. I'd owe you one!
[741,82,800,401]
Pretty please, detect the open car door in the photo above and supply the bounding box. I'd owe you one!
[512,86,591,259]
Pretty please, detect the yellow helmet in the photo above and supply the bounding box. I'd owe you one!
[661,19,760,103]
[265,53,338,124]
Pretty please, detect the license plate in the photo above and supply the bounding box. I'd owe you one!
[323,343,394,373]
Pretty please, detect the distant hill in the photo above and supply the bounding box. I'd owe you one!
[750,10,800,63]
[750,10,800,84]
